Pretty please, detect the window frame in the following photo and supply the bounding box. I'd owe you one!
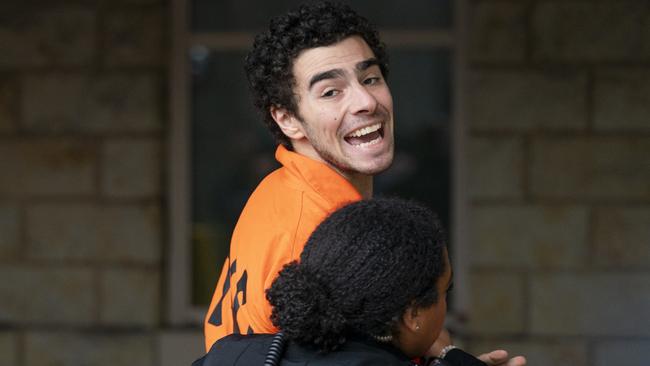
[167,0,470,326]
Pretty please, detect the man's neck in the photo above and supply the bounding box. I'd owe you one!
[346,173,373,198]
[291,142,374,198]
[317,161,374,198]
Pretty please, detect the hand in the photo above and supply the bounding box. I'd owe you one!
[477,350,527,366]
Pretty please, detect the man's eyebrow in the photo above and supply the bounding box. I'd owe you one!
[356,58,380,71]
[307,58,380,90]
[308,69,345,90]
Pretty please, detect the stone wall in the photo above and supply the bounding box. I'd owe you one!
[0,0,177,365]
[465,1,650,365]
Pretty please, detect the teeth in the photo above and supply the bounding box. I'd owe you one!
[348,123,381,138]
[356,136,381,147]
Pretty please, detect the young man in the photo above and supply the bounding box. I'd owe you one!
[204,3,524,366]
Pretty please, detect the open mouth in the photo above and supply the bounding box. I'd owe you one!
[344,123,384,147]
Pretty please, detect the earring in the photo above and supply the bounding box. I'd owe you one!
[415,324,420,331]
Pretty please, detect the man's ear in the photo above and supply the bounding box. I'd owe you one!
[270,106,305,140]
[402,306,421,333]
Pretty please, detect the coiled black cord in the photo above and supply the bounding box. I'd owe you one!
[263,332,287,366]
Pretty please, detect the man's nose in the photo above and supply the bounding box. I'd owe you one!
[349,82,378,115]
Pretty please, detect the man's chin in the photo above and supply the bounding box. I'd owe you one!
[314,144,394,178]
[346,156,394,176]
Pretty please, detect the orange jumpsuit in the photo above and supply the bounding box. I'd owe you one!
[204,145,362,351]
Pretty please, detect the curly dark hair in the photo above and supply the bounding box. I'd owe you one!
[244,1,389,149]
[266,198,447,353]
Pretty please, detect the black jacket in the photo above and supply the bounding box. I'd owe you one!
[193,334,486,366]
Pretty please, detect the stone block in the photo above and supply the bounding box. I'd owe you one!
[468,339,587,366]
[0,77,17,132]
[467,272,525,334]
[531,137,650,199]
[644,10,650,59]
[0,332,17,366]
[111,0,162,5]
[102,139,161,198]
[0,140,96,196]
[27,203,161,263]
[25,332,153,366]
[0,204,19,259]
[468,137,523,199]
[594,340,650,366]
[100,268,160,326]
[469,1,526,63]
[595,70,650,132]
[471,205,588,268]
[20,74,84,133]
[532,2,646,62]
[593,207,650,268]
[531,273,650,336]
[468,71,587,131]
[104,9,164,67]
[158,331,204,366]
[0,6,94,68]
[22,73,161,134]
[0,266,94,324]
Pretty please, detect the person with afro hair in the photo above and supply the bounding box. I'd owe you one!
[194,198,493,365]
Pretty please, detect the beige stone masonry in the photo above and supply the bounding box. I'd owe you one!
[594,340,650,366]
[644,9,650,59]
[467,272,526,334]
[531,137,650,199]
[0,332,17,366]
[468,339,588,366]
[0,77,18,132]
[22,73,161,134]
[531,273,650,336]
[469,71,587,131]
[102,139,162,198]
[26,203,161,263]
[593,207,650,268]
[0,140,96,196]
[104,9,165,67]
[468,137,524,199]
[595,70,650,132]
[112,0,163,5]
[158,331,204,366]
[0,7,95,69]
[0,204,19,259]
[468,1,527,63]
[532,2,648,62]
[100,268,160,326]
[0,0,168,365]
[471,205,588,269]
[25,332,154,366]
[0,266,94,324]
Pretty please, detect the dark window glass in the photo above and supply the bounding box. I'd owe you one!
[189,0,453,306]
[191,49,278,305]
[192,0,452,31]
[375,48,451,230]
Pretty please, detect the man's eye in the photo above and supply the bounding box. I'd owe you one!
[363,77,380,85]
[322,89,339,97]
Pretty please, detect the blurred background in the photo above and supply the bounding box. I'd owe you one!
[0,0,649,365]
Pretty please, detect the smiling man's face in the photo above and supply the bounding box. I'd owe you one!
[275,36,394,180]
